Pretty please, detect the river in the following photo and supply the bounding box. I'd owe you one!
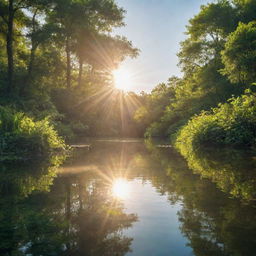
[1,139,256,256]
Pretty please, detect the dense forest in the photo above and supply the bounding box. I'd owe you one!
[1,0,256,161]
[0,0,142,160]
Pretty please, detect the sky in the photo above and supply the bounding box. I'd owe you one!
[114,0,209,92]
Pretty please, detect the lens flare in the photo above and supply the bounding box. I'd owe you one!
[112,178,130,199]
[113,68,133,92]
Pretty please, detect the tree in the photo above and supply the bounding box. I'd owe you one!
[178,0,237,73]
[233,0,256,23]
[25,2,52,83]
[221,21,256,84]
[48,0,128,89]
[76,32,138,88]
[0,0,29,93]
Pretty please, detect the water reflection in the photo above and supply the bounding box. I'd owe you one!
[61,173,137,256]
[0,157,67,256]
[1,139,256,256]
[145,140,256,256]
[178,145,256,201]
[112,178,130,199]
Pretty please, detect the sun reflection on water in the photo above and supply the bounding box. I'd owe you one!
[112,178,130,199]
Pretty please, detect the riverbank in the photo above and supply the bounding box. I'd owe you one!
[0,107,67,162]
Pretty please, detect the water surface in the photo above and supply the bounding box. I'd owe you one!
[1,139,256,256]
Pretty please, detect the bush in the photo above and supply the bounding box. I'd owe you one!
[144,122,166,137]
[0,107,66,161]
[175,92,256,154]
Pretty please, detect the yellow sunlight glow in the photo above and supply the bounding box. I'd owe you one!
[113,68,133,92]
[112,178,130,199]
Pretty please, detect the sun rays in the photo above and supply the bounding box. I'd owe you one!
[86,141,135,201]
[112,178,130,199]
[113,67,134,92]
[73,77,142,135]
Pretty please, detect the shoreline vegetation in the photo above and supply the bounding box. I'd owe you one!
[0,0,139,161]
[0,106,68,162]
[134,0,256,155]
[1,0,256,163]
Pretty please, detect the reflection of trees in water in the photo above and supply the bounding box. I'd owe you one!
[0,160,59,198]
[62,173,137,256]
[144,141,256,256]
[178,144,256,201]
[0,158,67,256]
[70,141,256,256]
[178,201,256,256]
[2,141,256,256]
[0,157,137,256]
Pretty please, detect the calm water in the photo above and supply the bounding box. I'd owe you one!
[1,139,256,256]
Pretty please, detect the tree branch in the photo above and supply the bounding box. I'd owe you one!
[14,0,30,12]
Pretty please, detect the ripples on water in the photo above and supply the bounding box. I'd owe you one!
[1,139,256,256]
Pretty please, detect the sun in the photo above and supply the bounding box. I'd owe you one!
[112,178,130,199]
[113,67,133,92]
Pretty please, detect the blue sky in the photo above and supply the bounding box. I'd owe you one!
[114,0,209,92]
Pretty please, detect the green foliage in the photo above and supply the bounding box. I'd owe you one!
[0,106,66,160]
[176,92,256,154]
[179,0,237,73]
[134,78,177,137]
[144,121,167,137]
[221,21,256,84]
[52,87,143,138]
[142,61,242,138]
[188,0,237,38]
[233,0,256,23]
[138,0,256,149]
[0,0,141,151]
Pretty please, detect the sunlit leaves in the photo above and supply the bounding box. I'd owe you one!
[221,21,256,84]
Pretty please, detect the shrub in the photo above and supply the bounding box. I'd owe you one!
[144,122,166,138]
[175,92,256,155]
[0,107,66,161]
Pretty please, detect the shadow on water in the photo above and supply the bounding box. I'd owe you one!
[1,139,256,255]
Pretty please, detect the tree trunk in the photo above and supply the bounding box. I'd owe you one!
[27,10,38,83]
[65,179,71,250]
[78,58,83,87]
[20,10,38,96]
[20,44,37,96]
[78,180,83,211]
[6,0,14,94]
[66,37,71,88]
[27,45,36,82]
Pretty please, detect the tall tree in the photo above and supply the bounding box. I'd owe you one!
[0,0,30,94]
[178,0,237,73]
[76,33,138,87]
[221,21,256,84]
[49,0,127,89]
